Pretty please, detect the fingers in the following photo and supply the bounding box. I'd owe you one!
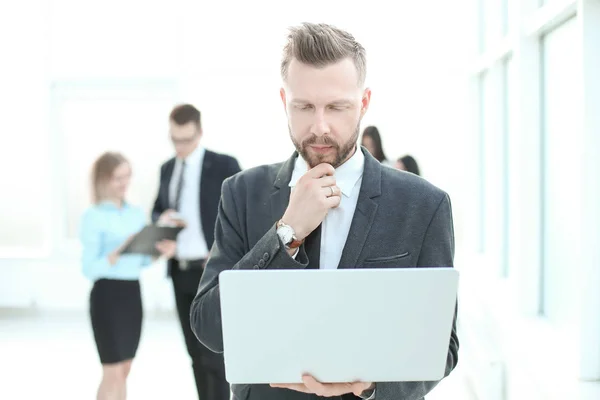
[324,192,342,209]
[270,376,366,397]
[296,169,338,200]
[298,163,336,191]
[302,375,353,397]
[302,375,326,393]
[155,240,176,255]
[296,175,335,194]
[160,209,174,219]
[352,382,372,396]
[315,175,336,187]
[269,383,311,393]
[307,163,335,178]
[321,185,340,198]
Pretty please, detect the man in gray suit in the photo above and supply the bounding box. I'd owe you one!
[190,22,459,400]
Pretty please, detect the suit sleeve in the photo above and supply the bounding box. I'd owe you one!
[226,156,242,177]
[374,193,459,400]
[189,177,309,353]
[151,164,165,223]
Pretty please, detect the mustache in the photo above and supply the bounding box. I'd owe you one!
[302,135,339,147]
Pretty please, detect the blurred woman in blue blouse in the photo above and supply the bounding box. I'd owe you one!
[80,152,175,400]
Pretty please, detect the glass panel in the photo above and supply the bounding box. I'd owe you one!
[478,73,486,253]
[541,17,581,326]
[501,57,513,277]
[481,67,508,274]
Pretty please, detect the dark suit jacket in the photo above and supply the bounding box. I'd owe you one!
[151,149,241,273]
[190,148,459,400]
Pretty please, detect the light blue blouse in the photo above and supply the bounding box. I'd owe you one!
[80,201,152,282]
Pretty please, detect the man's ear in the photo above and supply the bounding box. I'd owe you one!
[360,88,372,117]
[280,87,287,110]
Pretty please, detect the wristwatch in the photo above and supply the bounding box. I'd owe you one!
[359,386,376,399]
[276,220,304,249]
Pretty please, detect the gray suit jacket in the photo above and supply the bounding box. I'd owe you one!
[190,148,459,400]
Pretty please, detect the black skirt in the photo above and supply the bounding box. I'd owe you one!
[89,279,143,364]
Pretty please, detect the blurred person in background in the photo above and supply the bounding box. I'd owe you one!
[395,155,420,176]
[360,126,392,167]
[151,104,241,400]
[80,151,175,400]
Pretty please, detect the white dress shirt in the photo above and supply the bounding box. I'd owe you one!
[169,145,209,260]
[288,147,365,270]
[287,148,374,399]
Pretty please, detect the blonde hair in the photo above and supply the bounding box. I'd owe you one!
[90,152,128,203]
[280,22,367,85]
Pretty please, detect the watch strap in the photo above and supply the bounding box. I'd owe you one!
[276,220,304,249]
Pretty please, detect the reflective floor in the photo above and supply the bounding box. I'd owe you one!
[0,310,476,399]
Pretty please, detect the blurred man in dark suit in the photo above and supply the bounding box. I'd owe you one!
[152,104,241,400]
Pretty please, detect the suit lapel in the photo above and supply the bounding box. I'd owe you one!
[269,149,381,270]
[163,159,176,207]
[337,148,382,269]
[199,150,214,236]
[200,150,214,194]
[269,152,296,227]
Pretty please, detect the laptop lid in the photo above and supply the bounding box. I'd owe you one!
[219,267,458,384]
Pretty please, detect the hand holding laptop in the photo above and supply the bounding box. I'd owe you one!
[271,375,373,397]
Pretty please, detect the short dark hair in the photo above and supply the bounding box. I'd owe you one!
[281,22,367,86]
[169,104,201,128]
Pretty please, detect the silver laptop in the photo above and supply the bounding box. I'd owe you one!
[218,267,458,384]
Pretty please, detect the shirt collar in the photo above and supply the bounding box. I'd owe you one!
[98,200,129,210]
[178,145,205,166]
[289,146,364,197]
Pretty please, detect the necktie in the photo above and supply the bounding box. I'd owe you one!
[173,160,186,211]
[304,223,322,269]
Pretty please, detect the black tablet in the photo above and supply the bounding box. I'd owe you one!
[121,225,184,256]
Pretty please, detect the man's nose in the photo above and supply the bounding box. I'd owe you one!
[311,110,329,137]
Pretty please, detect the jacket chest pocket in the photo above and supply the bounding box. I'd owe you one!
[362,251,414,268]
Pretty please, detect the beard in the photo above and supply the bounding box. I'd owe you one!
[290,123,360,169]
